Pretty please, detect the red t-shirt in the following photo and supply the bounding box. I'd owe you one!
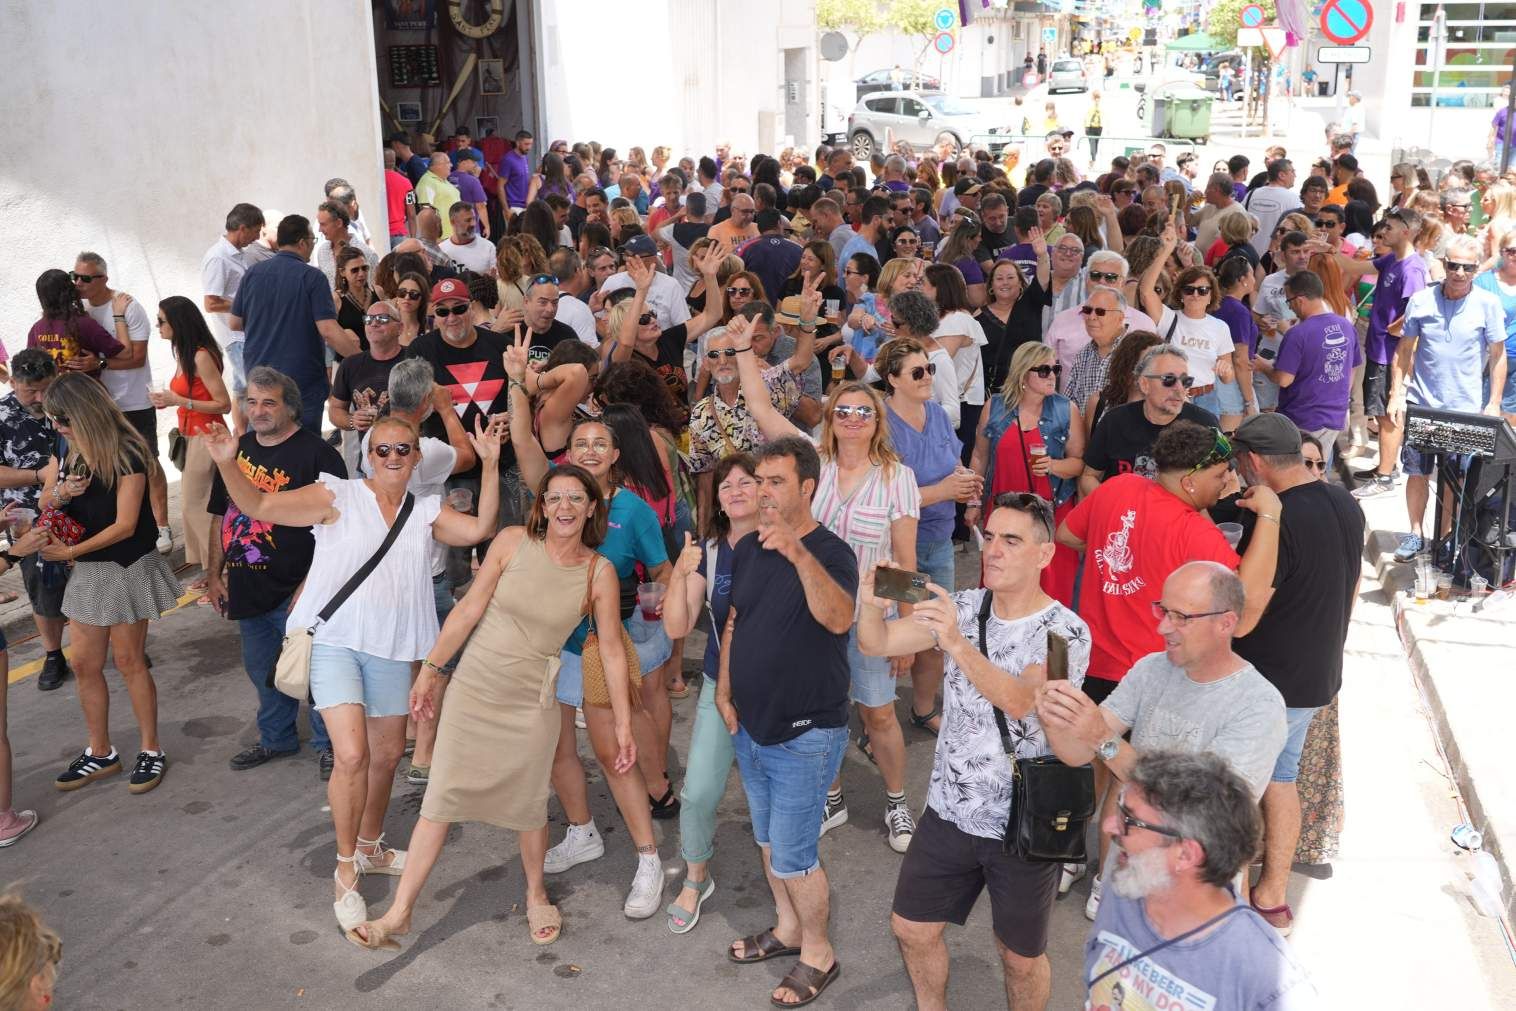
[1063,474,1240,682]
[384,169,414,238]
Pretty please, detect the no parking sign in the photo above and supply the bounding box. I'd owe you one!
[1319,0,1373,45]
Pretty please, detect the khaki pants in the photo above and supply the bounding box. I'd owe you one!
[181,433,217,568]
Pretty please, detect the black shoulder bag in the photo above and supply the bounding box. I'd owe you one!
[977,590,1096,863]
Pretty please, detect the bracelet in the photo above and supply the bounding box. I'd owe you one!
[508,378,527,394]
[422,659,446,674]
[1259,514,1280,524]
[113,314,126,321]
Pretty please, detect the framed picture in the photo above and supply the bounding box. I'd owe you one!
[479,58,505,96]
[396,101,423,123]
[385,0,435,31]
[475,116,499,139]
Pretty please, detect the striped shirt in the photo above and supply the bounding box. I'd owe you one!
[1065,338,1120,412]
[811,460,921,615]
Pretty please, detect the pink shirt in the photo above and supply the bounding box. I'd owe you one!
[1044,303,1155,381]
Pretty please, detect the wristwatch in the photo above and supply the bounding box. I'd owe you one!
[1096,736,1120,762]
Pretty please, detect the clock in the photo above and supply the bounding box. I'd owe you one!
[448,0,504,39]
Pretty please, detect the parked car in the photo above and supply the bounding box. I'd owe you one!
[855,68,942,99]
[848,90,1001,160]
[1047,58,1088,94]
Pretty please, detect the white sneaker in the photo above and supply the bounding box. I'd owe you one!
[543,821,604,874]
[819,794,848,837]
[1059,861,1087,896]
[623,854,663,919]
[885,804,916,854]
[1084,874,1103,921]
[156,526,173,555]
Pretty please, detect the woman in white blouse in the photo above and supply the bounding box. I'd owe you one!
[1139,221,1236,418]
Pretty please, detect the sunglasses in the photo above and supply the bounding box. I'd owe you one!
[1180,285,1211,297]
[1088,271,1120,283]
[1503,248,1516,257]
[831,404,876,420]
[900,363,937,381]
[1304,459,1327,472]
[70,271,103,283]
[726,286,754,297]
[396,290,423,300]
[528,273,559,286]
[634,311,656,326]
[1144,372,1195,389]
[706,348,740,359]
[433,303,469,317]
[1186,428,1235,475]
[1314,218,1340,228]
[1028,364,1062,379]
[896,236,920,245]
[364,313,398,325]
[1080,305,1116,317]
[372,442,413,458]
[991,491,1055,539]
[48,413,69,427]
[1444,261,1478,274]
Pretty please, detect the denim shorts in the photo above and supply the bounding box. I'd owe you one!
[1214,378,1246,415]
[1191,389,1221,416]
[308,643,413,718]
[554,610,673,707]
[432,572,459,673]
[733,724,849,878]
[1271,706,1322,783]
[848,626,897,708]
[1503,361,1516,414]
[226,340,247,394]
[916,537,955,594]
[1254,372,1280,412]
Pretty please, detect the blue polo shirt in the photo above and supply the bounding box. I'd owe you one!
[231,250,335,405]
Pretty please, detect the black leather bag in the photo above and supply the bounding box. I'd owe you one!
[977,591,1096,863]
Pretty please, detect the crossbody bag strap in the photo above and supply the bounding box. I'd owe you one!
[315,492,415,625]
[1086,905,1248,991]
[977,590,1018,754]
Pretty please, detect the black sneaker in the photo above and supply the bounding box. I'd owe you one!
[55,750,122,791]
[229,744,297,771]
[37,654,71,692]
[128,751,166,794]
[318,749,334,782]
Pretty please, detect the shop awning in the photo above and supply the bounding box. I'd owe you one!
[1165,32,1224,52]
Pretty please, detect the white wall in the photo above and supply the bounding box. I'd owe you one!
[0,0,385,373]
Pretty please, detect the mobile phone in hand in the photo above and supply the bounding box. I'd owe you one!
[1047,631,1069,681]
[875,567,932,604]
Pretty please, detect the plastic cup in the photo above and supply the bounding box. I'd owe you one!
[1217,522,1244,549]
[1414,571,1432,603]
[446,488,474,514]
[1437,573,1453,601]
[637,581,666,621]
[1470,575,1490,597]
[8,508,35,536]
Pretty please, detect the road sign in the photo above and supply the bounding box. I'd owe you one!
[1318,44,1371,63]
[1237,27,1263,46]
[933,7,955,31]
[933,30,955,54]
[1320,0,1373,45]
[1043,26,1058,43]
[1239,4,1266,27]
[819,31,848,62]
[1262,25,1288,58]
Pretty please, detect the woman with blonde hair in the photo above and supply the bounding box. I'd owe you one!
[1483,181,1516,264]
[732,321,923,852]
[39,374,181,796]
[610,206,641,244]
[0,894,61,1009]
[967,340,1084,604]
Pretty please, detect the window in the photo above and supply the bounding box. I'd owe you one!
[1412,1,1514,107]
[866,97,900,114]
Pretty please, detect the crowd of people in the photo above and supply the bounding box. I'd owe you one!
[6,109,1514,1007]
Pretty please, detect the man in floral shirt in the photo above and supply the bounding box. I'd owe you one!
[0,349,71,690]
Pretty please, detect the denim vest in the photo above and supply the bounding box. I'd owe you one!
[982,393,1075,507]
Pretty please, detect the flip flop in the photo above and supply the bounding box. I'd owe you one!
[527,903,562,945]
[770,959,841,1008]
[665,876,716,934]
[728,927,801,964]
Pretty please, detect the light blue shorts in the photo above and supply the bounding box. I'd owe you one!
[1192,389,1221,416]
[226,340,247,394]
[1271,706,1322,784]
[1214,378,1246,415]
[308,643,413,718]
[554,610,673,707]
[848,626,897,708]
[916,537,956,594]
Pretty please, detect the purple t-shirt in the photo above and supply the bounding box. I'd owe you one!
[1232,181,1248,202]
[499,149,531,207]
[997,242,1037,282]
[1215,295,1260,355]
[1366,252,1429,364]
[1496,106,1511,146]
[953,257,985,285]
[448,171,488,205]
[1275,312,1362,431]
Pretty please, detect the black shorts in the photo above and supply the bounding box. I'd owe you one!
[1363,361,1391,419]
[20,553,66,620]
[123,408,159,458]
[892,806,1060,958]
[1082,675,1120,705]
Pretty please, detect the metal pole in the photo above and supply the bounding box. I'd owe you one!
[1427,6,1445,155]
[1501,49,1516,172]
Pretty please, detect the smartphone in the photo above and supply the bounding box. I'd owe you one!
[1046,631,1069,681]
[875,567,932,604]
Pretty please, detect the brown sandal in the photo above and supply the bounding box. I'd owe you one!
[345,920,402,951]
[527,903,561,945]
[770,959,840,1007]
[728,927,801,964]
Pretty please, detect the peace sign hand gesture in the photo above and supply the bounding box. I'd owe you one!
[502,323,530,383]
[799,270,824,324]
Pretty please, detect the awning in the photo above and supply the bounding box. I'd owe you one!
[1165,32,1224,52]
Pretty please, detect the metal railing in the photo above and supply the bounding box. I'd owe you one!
[966,133,1199,162]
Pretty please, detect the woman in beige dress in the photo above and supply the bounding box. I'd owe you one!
[348,463,635,950]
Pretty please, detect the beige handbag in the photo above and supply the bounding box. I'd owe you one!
[578,559,644,710]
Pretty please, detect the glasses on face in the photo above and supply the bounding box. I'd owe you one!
[1180,285,1211,297]
[1150,600,1229,628]
[1447,204,1470,213]
[1080,305,1116,317]
[48,413,69,427]
[433,303,469,317]
[832,404,876,420]
[1054,245,1083,257]
[396,289,422,301]
[843,268,864,278]
[571,438,612,453]
[372,442,414,458]
[1314,218,1340,229]
[70,271,103,283]
[1116,789,1184,839]
[364,313,398,325]
[729,186,749,195]
[1186,427,1235,475]
[719,476,759,494]
[896,236,919,246]
[1503,248,1516,257]
[1144,372,1195,389]
[899,363,937,381]
[706,347,740,359]
[1028,363,1062,379]
[1444,261,1478,274]
[1303,458,1327,472]
[348,265,370,274]
[542,491,588,506]
[1088,270,1120,283]
[638,312,656,326]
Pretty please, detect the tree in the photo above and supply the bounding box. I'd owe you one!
[887,0,944,83]
[818,0,887,75]
[1204,0,1275,49]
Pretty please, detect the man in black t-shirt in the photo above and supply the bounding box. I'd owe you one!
[1080,344,1219,495]
[717,437,855,1009]
[205,366,345,777]
[522,272,577,366]
[1230,414,1364,935]
[326,299,406,475]
[972,193,1015,270]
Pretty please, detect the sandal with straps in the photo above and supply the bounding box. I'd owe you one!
[666,876,716,935]
[908,706,941,736]
[333,853,367,932]
[771,959,841,1008]
[649,785,682,821]
[728,927,801,964]
[355,833,407,876]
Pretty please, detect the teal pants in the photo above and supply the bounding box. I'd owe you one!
[678,677,737,865]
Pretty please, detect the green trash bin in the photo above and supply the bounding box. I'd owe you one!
[1165,88,1214,142]
[1149,95,1171,138]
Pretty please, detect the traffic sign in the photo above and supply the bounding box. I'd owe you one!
[1237,27,1263,46]
[1239,4,1265,27]
[1318,44,1371,63]
[933,31,955,54]
[1319,0,1373,45]
[1262,25,1288,59]
[1043,26,1058,43]
[933,7,955,31]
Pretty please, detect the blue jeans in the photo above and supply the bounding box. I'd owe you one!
[1271,706,1321,784]
[226,340,246,394]
[732,724,848,878]
[238,601,329,753]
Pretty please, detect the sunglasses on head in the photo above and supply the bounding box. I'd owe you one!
[1144,372,1195,389]
[372,442,413,458]
[1088,270,1120,283]
[1028,363,1062,379]
[364,313,398,325]
[1444,261,1478,274]
[396,289,422,300]
[70,271,103,283]
[1186,427,1235,475]
[899,363,937,381]
[832,404,876,420]
[1080,305,1116,317]
[991,491,1055,539]
[528,273,559,286]
[433,303,469,317]
[1180,285,1211,297]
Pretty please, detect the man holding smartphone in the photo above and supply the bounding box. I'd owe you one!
[859,493,1090,1011]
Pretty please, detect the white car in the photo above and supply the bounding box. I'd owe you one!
[1048,58,1088,94]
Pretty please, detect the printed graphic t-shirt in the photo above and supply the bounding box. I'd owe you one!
[1062,475,1239,681]
[406,327,509,480]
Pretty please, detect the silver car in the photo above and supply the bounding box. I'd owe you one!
[848,90,1000,159]
[1047,58,1088,94]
